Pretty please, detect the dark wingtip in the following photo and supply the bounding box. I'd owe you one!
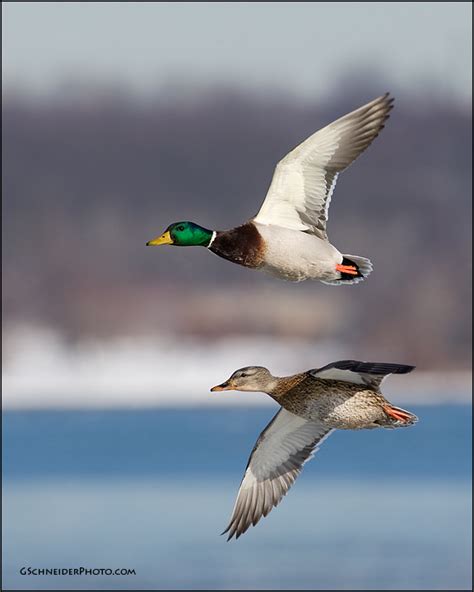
[221,525,234,541]
[331,360,415,375]
[391,364,416,374]
[221,522,242,541]
[380,93,394,118]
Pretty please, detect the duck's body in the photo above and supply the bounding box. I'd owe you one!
[254,224,330,281]
[211,360,417,540]
[270,373,405,428]
[147,94,394,285]
[209,222,343,281]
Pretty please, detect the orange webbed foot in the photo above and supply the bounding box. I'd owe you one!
[336,264,358,275]
[383,405,415,423]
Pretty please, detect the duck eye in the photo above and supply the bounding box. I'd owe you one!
[177,225,185,231]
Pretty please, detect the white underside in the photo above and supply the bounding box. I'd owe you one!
[254,222,342,282]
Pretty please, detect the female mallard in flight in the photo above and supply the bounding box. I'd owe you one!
[210,359,417,540]
[147,94,393,284]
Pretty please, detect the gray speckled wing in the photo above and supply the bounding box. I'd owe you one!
[222,408,333,541]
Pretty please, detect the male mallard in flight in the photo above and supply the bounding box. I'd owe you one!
[210,359,417,540]
[147,94,393,284]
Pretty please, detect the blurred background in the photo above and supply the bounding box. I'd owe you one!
[2,2,472,590]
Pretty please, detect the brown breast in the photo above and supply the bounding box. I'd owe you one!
[268,374,310,412]
[209,222,266,269]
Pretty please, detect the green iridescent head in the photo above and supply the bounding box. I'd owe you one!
[146,221,214,247]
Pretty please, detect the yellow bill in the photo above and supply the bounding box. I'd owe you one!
[146,231,174,246]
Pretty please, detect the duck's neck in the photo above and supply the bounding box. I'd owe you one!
[206,230,217,248]
[259,376,281,395]
[268,374,307,400]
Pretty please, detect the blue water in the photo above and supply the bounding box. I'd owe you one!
[2,405,472,590]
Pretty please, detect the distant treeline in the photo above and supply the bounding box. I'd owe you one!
[2,85,472,368]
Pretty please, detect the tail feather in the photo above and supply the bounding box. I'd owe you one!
[322,255,373,286]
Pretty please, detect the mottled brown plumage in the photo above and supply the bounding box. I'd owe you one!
[209,222,266,269]
[211,361,417,540]
[270,373,399,429]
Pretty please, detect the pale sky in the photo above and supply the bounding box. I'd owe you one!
[2,2,472,102]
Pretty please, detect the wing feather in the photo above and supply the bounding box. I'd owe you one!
[222,408,333,540]
[254,94,394,239]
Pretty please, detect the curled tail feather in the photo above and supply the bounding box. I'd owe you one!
[322,255,373,286]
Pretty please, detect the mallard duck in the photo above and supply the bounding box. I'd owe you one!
[210,359,417,540]
[147,94,394,284]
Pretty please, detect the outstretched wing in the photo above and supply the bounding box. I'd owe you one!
[310,360,415,389]
[223,408,333,541]
[254,94,394,239]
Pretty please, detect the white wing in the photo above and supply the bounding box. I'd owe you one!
[310,360,415,388]
[222,408,333,540]
[254,94,394,239]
